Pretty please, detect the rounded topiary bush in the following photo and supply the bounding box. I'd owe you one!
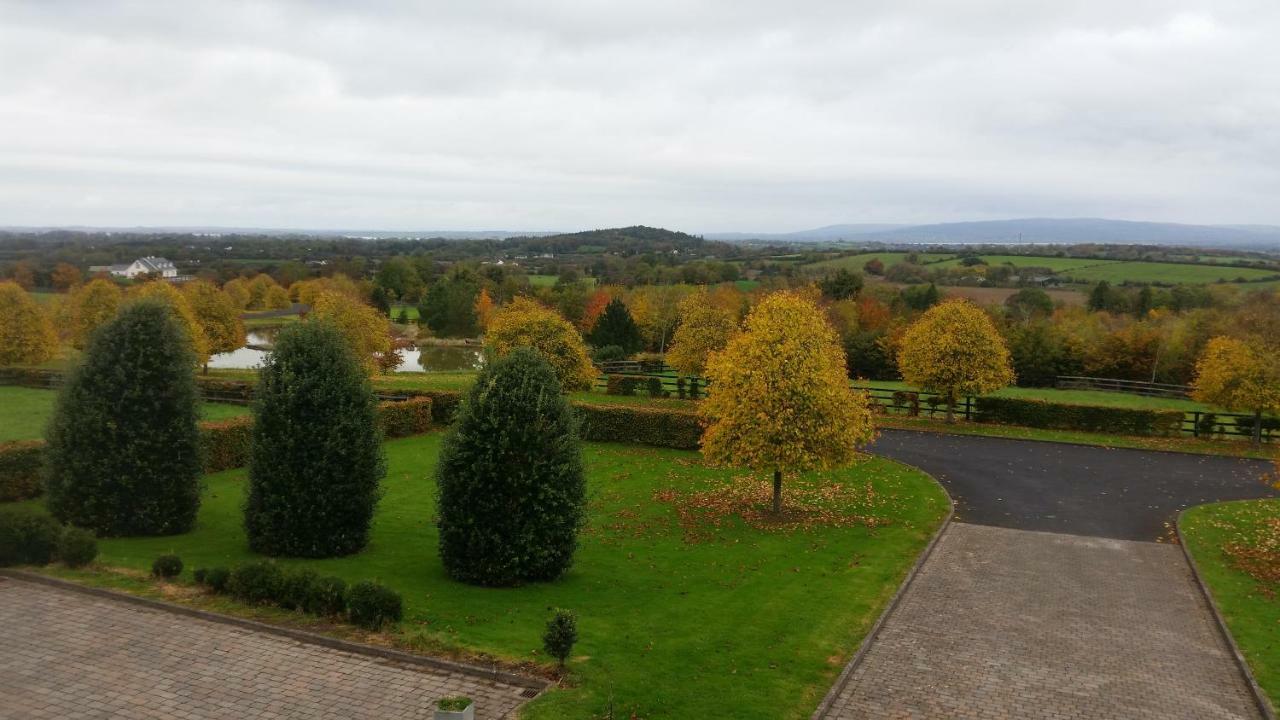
[436,347,586,587]
[151,554,183,578]
[204,567,232,593]
[228,560,284,604]
[278,568,320,611]
[305,575,348,616]
[244,322,386,558]
[0,509,63,567]
[346,580,403,630]
[57,526,98,568]
[44,300,203,537]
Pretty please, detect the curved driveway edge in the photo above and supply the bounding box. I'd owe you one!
[810,463,955,719]
[1177,511,1277,720]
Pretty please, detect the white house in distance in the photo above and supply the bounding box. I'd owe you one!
[90,256,180,280]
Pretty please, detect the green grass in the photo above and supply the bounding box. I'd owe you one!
[1181,499,1280,709]
[1064,261,1279,285]
[388,304,421,321]
[806,252,953,272]
[0,386,249,442]
[855,380,1208,412]
[16,434,949,719]
[242,315,301,329]
[929,255,1121,272]
[29,290,59,306]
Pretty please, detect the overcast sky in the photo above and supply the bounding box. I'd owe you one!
[2,1,1278,232]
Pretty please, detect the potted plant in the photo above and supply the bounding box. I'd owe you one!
[434,696,474,720]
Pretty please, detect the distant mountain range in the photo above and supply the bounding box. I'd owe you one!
[704,218,1280,248]
[6,217,1280,249]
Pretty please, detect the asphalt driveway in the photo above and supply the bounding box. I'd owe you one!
[869,429,1276,541]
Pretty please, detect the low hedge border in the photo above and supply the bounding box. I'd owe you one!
[973,396,1184,437]
[574,402,703,449]
[0,397,433,503]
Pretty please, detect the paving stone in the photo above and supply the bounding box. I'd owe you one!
[0,580,533,719]
[821,523,1262,720]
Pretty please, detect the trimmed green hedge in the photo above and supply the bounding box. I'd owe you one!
[972,396,1183,436]
[575,403,703,449]
[0,441,43,502]
[0,399,433,503]
[380,397,434,439]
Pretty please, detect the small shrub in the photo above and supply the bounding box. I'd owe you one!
[645,376,667,398]
[0,440,44,502]
[228,560,284,603]
[151,554,183,579]
[0,509,63,567]
[542,608,578,668]
[193,567,208,584]
[304,575,348,616]
[57,526,98,568]
[590,345,627,363]
[204,567,232,593]
[438,697,473,711]
[605,375,638,396]
[347,580,403,630]
[278,568,320,611]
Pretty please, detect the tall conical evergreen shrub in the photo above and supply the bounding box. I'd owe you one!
[436,347,586,586]
[45,300,202,536]
[244,321,385,557]
[586,298,643,354]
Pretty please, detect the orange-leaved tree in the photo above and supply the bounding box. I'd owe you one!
[897,299,1014,422]
[309,290,392,373]
[700,290,875,515]
[474,288,496,332]
[1192,336,1280,446]
[0,281,57,365]
[183,280,246,372]
[129,281,211,364]
[486,297,595,391]
[50,263,83,292]
[65,278,123,349]
[667,288,738,376]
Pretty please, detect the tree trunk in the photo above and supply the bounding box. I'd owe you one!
[772,468,782,515]
[945,396,956,424]
[1253,409,1263,447]
[202,362,209,375]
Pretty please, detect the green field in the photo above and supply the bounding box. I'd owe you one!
[1063,261,1279,285]
[1181,499,1280,708]
[928,255,1121,271]
[855,380,1208,412]
[15,433,949,719]
[388,303,421,321]
[806,252,954,272]
[0,386,249,443]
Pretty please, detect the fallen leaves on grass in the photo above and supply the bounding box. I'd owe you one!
[654,474,887,542]
[1223,515,1280,596]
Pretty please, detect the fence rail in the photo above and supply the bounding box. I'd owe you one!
[1055,376,1192,399]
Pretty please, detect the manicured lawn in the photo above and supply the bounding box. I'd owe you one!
[529,275,597,288]
[17,434,949,719]
[0,386,249,442]
[1181,499,1280,709]
[242,315,300,328]
[928,255,1122,272]
[388,304,421,321]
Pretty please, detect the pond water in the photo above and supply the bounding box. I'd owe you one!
[207,330,484,373]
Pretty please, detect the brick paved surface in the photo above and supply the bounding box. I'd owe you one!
[0,578,533,720]
[822,523,1262,719]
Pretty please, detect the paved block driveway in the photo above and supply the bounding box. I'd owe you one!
[0,577,534,720]
[817,431,1276,719]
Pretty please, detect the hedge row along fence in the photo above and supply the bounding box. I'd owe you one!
[970,397,1184,436]
[0,397,433,503]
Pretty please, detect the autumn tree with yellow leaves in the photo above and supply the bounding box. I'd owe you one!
[308,290,392,373]
[1192,336,1280,446]
[65,278,123,349]
[667,289,738,376]
[897,299,1015,422]
[474,288,496,332]
[183,280,246,371]
[50,263,83,292]
[700,291,876,515]
[0,281,58,365]
[222,277,251,309]
[486,297,596,391]
[246,274,291,310]
[129,281,211,363]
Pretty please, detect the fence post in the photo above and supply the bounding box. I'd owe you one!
[1191,411,1200,438]
[964,396,972,421]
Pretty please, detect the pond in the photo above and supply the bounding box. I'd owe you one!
[207,330,485,373]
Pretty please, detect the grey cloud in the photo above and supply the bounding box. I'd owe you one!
[0,1,1278,231]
